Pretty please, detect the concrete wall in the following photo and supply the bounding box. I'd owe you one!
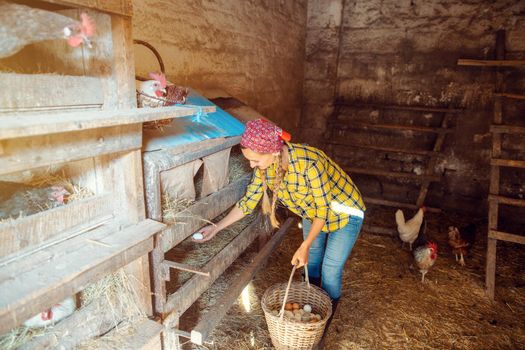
[132,0,307,133]
[302,0,525,215]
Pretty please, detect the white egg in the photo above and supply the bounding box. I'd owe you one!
[303,304,312,313]
[192,232,204,240]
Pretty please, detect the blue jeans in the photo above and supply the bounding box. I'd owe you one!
[302,216,363,299]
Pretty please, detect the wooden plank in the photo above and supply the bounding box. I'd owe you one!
[190,218,293,345]
[0,194,112,259]
[363,197,440,213]
[491,158,525,169]
[0,74,103,112]
[160,176,250,252]
[490,125,525,134]
[362,224,397,236]
[488,194,525,207]
[0,125,141,176]
[330,121,450,134]
[485,237,497,300]
[416,110,452,207]
[324,141,435,156]
[334,102,463,113]
[164,217,264,315]
[489,230,525,245]
[42,0,133,16]
[164,260,210,277]
[0,105,215,140]
[457,59,525,67]
[0,219,164,333]
[110,14,136,109]
[143,136,241,221]
[343,166,441,181]
[94,318,163,350]
[495,92,525,100]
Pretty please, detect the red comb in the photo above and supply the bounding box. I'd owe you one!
[80,13,95,37]
[148,72,167,88]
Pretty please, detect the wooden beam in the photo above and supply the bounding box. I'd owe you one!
[489,230,525,245]
[190,218,293,345]
[325,141,435,156]
[457,59,525,67]
[0,105,215,140]
[42,0,133,16]
[334,102,463,114]
[495,92,525,100]
[163,260,210,277]
[343,166,441,181]
[330,121,451,134]
[363,197,441,213]
[164,217,264,315]
[362,224,397,236]
[491,158,525,169]
[488,194,525,207]
[490,125,525,134]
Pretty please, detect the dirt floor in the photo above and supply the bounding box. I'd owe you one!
[179,206,525,350]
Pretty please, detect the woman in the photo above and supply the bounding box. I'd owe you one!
[195,119,365,344]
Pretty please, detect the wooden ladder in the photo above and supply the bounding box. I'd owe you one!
[458,30,525,300]
[327,101,462,235]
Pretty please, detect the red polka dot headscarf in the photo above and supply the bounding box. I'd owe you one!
[240,119,291,154]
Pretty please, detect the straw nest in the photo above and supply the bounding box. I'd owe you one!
[0,172,93,223]
[0,268,146,349]
[180,206,524,350]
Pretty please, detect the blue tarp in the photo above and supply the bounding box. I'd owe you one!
[143,89,245,152]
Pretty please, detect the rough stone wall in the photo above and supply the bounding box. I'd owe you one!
[302,0,525,215]
[132,0,307,132]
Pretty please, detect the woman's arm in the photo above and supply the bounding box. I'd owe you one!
[193,205,246,242]
[291,217,325,267]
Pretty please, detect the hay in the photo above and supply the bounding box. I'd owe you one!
[162,192,196,224]
[75,321,145,350]
[181,206,525,350]
[0,326,51,350]
[228,152,251,183]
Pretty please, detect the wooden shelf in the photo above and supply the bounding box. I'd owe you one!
[495,92,525,100]
[490,125,525,134]
[491,158,525,169]
[91,318,163,350]
[343,166,441,182]
[164,217,263,315]
[488,194,525,207]
[457,59,525,67]
[334,102,463,114]
[330,121,451,134]
[489,230,525,245]
[0,105,216,140]
[325,141,435,156]
[189,218,293,346]
[0,219,165,333]
[364,196,441,213]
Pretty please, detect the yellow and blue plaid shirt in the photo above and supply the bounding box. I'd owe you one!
[237,143,366,233]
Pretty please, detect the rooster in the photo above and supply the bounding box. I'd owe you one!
[0,1,95,58]
[137,72,167,108]
[412,218,438,283]
[395,207,425,250]
[448,224,477,266]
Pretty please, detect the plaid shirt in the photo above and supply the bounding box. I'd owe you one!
[237,143,366,233]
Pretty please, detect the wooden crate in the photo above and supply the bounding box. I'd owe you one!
[0,1,211,348]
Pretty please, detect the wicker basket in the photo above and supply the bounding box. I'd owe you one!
[261,266,332,350]
[134,39,189,129]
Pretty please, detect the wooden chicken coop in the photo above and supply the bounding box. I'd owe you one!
[140,105,292,348]
[0,1,241,348]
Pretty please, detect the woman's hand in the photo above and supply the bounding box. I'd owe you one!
[291,242,310,267]
[192,224,219,243]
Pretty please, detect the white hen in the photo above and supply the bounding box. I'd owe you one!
[23,296,76,328]
[395,207,425,250]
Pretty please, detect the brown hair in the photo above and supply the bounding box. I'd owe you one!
[260,150,286,228]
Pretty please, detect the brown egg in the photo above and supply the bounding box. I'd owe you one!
[310,318,318,323]
[284,303,293,311]
[292,303,300,310]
